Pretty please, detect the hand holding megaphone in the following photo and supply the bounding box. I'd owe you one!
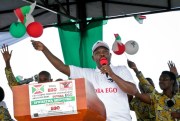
[100,57,114,82]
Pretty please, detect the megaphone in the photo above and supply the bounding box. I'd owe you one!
[16,75,34,85]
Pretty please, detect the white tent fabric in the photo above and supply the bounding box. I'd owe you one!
[1,0,180,47]
[0,32,28,48]
[1,0,180,32]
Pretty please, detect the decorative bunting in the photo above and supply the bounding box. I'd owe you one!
[134,15,146,24]
[112,34,125,55]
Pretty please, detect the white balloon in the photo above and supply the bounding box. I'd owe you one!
[125,40,139,55]
[25,14,34,27]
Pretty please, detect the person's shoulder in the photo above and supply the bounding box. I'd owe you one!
[69,65,82,70]
[84,67,96,73]
[150,89,162,99]
[0,101,7,108]
[113,65,128,70]
[175,92,180,98]
[70,65,95,71]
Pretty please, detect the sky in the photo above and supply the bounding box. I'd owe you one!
[1,10,180,120]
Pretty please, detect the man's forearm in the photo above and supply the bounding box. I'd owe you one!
[111,74,138,95]
[136,71,155,93]
[42,46,70,76]
[5,67,19,88]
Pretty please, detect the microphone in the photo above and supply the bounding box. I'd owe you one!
[100,57,108,78]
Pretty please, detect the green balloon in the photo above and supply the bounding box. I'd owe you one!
[21,6,30,15]
[9,22,26,38]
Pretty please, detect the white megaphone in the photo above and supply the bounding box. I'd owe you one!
[15,75,34,85]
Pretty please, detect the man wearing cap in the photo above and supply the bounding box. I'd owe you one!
[31,40,138,121]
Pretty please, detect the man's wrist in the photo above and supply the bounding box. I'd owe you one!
[133,68,139,73]
[109,73,117,79]
[5,61,11,68]
[136,71,142,76]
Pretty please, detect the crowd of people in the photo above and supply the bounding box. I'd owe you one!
[0,40,180,121]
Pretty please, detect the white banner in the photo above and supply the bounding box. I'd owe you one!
[28,80,77,118]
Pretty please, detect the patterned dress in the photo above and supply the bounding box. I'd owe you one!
[136,72,180,121]
[3,68,17,121]
[130,71,155,121]
[5,67,18,88]
[0,102,13,121]
[149,76,180,121]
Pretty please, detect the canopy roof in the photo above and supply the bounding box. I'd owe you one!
[1,0,180,32]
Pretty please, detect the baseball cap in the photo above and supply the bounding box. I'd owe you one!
[92,41,110,53]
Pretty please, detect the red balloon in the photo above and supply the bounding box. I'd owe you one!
[27,22,43,38]
[113,43,125,55]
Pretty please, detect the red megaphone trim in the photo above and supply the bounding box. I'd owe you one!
[100,57,108,65]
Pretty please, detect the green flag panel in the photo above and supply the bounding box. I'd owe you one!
[58,20,107,68]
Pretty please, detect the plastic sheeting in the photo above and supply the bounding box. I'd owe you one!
[0,32,28,48]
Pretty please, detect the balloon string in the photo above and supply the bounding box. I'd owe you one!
[30,36,33,41]
[124,53,128,60]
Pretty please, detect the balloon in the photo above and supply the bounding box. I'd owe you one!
[112,41,125,55]
[9,22,26,38]
[14,8,25,23]
[26,22,43,38]
[25,14,34,27]
[125,40,139,55]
